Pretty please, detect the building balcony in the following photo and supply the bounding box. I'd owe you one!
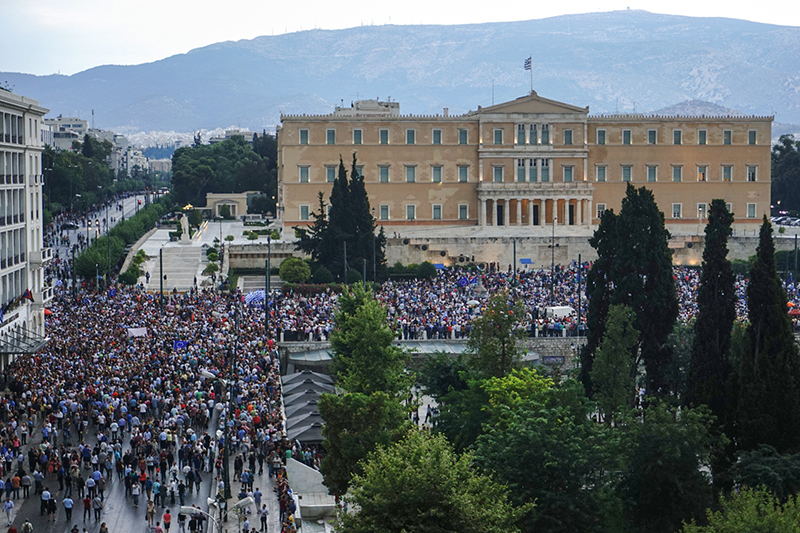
[477,180,594,199]
[28,247,53,267]
[32,286,54,309]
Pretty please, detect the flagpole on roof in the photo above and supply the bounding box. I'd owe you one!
[524,55,533,94]
[530,53,533,93]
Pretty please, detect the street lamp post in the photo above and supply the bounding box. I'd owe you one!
[265,235,271,340]
[511,237,517,287]
[550,216,558,305]
[372,207,377,282]
[71,247,77,297]
[178,496,253,533]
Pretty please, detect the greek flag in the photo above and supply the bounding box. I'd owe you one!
[524,56,532,71]
[245,290,266,304]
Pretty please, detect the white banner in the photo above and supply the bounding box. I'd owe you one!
[127,327,148,337]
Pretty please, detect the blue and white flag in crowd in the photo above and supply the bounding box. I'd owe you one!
[458,277,469,287]
[245,290,266,304]
[109,288,117,297]
[173,340,188,350]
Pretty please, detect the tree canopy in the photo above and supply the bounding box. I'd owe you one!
[465,290,525,379]
[771,134,800,213]
[170,135,275,208]
[338,430,525,533]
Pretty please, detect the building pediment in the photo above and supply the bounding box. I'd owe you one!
[477,91,588,117]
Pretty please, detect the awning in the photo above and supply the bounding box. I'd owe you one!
[0,326,49,355]
[520,258,532,264]
[434,263,445,269]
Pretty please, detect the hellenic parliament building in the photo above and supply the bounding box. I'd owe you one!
[276,92,773,266]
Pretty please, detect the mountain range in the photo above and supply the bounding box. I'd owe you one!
[3,10,800,134]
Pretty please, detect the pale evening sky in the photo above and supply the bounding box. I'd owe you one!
[1,0,799,76]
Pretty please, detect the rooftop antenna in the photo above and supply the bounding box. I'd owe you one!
[92,109,95,130]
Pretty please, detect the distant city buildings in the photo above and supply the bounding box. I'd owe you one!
[0,89,51,368]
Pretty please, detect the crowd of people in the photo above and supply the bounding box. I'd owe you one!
[2,284,303,533]
[262,261,800,342]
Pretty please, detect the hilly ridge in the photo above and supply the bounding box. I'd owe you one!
[3,10,799,133]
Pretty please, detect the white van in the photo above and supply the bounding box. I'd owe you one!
[544,306,575,319]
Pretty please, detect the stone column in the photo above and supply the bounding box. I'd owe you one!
[504,199,510,226]
[516,198,522,226]
[479,199,486,227]
[529,199,534,226]
[539,199,545,226]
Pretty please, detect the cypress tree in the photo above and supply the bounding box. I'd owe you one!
[326,156,352,279]
[738,216,800,452]
[348,154,377,280]
[611,184,678,398]
[293,154,386,281]
[686,199,736,422]
[580,208,617,396]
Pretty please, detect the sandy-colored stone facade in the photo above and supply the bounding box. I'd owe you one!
[278,93,772,237]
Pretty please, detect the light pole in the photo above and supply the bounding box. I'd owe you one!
[71,247,77,297]
[577,253,582,337]
[178,496,253,533]
[372,207,377,282]
[549,216,558,305]
[511,237,517,287]
[265,236,271,340]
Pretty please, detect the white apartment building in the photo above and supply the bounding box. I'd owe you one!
[0,90,51,369]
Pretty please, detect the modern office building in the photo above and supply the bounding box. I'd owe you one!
[277,92,772,237]
[0,90,51,368]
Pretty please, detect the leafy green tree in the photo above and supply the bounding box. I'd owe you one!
[318,392,409,497]
[219,204,231,219]
[687,199,736,422]
[419,352,469,401]
[466,290,525,379]
[482,367,554,412]
[738,216,800,453]
[771,134,800,213]
[329,284,410,396]
[733,445,800,501]
[682,487,800,533]
[170,136,275,205]
[278,257,311,283]
[590,304,638,423]
[475,380,611,533]
[416,261,437,279]
[338,430,525,533]
[434,379,491,453]
[311,265,334,284]
[187,209,203,227]
[617,403,717,533]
